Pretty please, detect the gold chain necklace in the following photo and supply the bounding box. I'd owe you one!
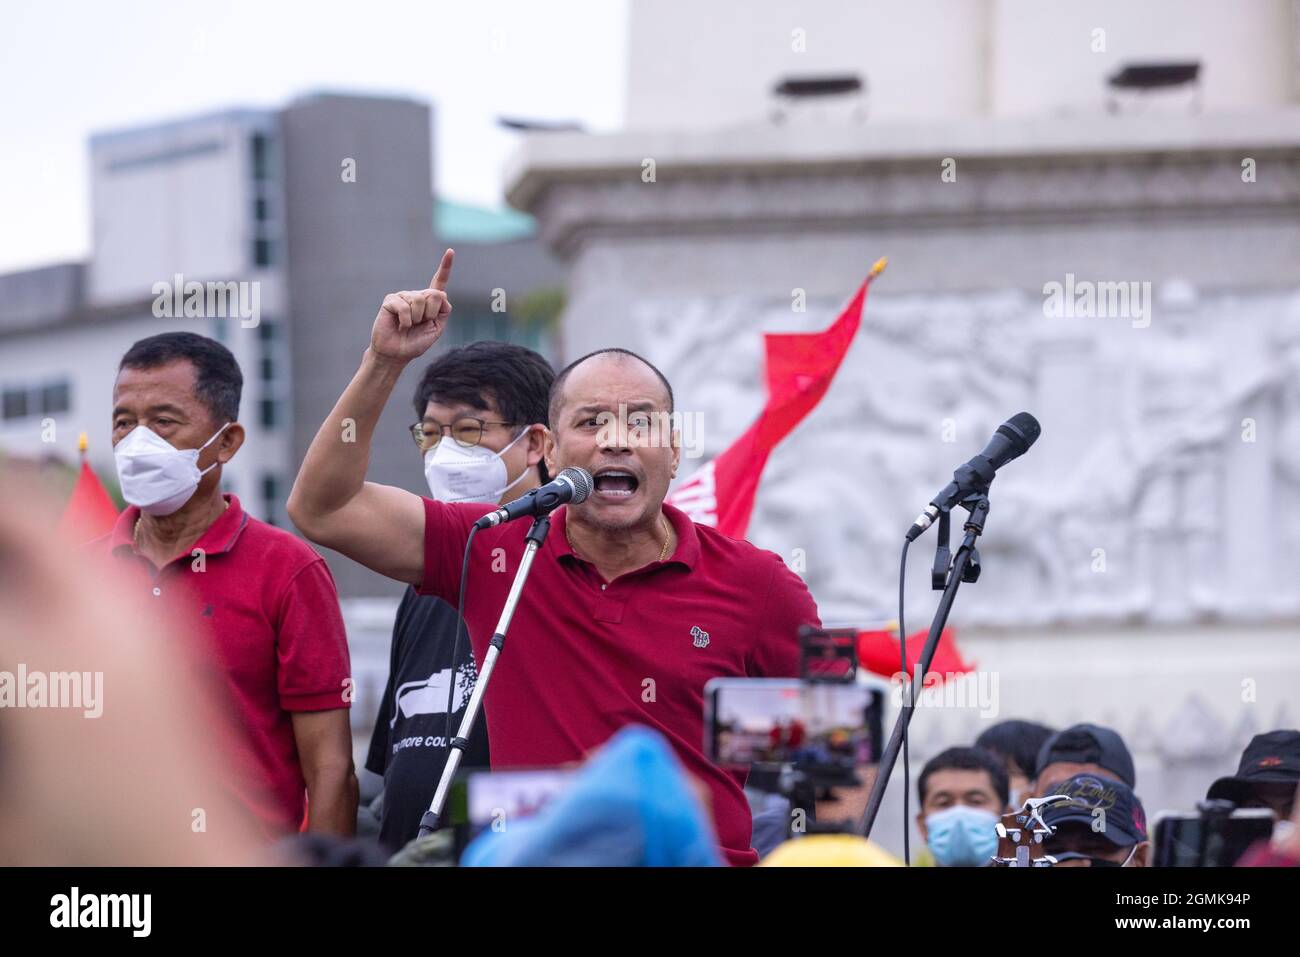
[566,514,671,562]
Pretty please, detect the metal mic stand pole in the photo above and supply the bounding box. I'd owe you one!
[855,492,990,840]
[418,514,551,837]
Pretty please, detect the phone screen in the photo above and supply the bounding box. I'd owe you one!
[704,677,883,770]
[447,766,575,848]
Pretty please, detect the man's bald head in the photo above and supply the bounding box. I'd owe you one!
[544,347,680,533]
[547,348,674,427]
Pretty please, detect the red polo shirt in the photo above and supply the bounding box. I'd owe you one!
[419,498,820,866]
[90,494,352,839]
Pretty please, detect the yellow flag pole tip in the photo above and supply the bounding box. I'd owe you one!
[869,257,889,278]
[77,432,89,453]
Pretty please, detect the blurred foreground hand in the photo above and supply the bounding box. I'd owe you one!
[0,475,262,865]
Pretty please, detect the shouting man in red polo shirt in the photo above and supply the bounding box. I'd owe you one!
[288,252,820,865]
[95,331,357,841]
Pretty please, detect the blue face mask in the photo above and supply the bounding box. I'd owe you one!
[926,805,999,867]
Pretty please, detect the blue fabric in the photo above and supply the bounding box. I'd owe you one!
[460,725,723,867]
[750,803,792,860]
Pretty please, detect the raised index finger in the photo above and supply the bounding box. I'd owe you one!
[430,248,455,291]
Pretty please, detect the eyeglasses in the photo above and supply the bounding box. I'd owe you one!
[409,417,516,450]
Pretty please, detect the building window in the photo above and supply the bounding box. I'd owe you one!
[254,196,269,223]
[253,238,273,267]
[251,133,270,181]
[39,380,70,415]
[260,398,279,429]
[3,387,29,421]
[262,473,281,527]
[260,356,275,383]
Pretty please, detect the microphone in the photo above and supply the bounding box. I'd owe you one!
[906,412,1041,541]
[473,467,594,530]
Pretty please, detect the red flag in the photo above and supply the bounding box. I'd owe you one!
[58,458,120,544]
[668,259,886,537]
[856,626,975,682]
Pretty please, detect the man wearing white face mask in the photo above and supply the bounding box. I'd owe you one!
[363,340,553,851]
[91,332,357,842]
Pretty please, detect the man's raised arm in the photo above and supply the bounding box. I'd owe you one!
[286,250,455,586]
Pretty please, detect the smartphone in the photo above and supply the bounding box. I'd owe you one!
[447,766,575,850]
[799,625,859,682]
[1151,808,1276,867]
[703,677,884,771]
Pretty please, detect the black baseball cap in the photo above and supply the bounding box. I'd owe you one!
[1041,773,1148,846]
[1036,723,1135,789]
[1207,730,1300,803]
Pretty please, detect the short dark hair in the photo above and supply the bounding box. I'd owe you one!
[414,341,555,481]
[975,720,1056,781]
[548,347,674,427]
[119,332,242,424]
[918,746,1010,808]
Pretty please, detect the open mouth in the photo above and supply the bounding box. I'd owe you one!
[591,469,639,500]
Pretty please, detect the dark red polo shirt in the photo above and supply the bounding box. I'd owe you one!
[90,494,352,839]
[418,498,820,866]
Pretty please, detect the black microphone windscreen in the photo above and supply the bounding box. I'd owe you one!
[999,412,1041,455]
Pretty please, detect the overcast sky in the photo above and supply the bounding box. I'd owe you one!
[1,0,629,274]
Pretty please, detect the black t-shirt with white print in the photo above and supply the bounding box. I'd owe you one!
[366,585,490,851]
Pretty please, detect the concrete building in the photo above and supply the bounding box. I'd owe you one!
[503,0,1300,842]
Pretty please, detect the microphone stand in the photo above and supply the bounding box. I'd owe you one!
[417,514,552,837]
[855,489,990,842]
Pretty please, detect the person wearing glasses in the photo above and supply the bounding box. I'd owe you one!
[364,335,554,851]
[288,251,820,865]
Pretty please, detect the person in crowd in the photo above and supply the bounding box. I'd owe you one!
[366,340,554,850]
[1033,722,1135,797]
[975,718,1054,808]
[92,332,356,839]
[1206,729,1300,820]
[1040,772,1149,867]
[915,746,1009,867]
[1238,781,1300,867]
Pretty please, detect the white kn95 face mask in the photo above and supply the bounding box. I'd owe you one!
[114,422,230,516]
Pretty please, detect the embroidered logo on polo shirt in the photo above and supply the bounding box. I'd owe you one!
[690,625,710,649]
